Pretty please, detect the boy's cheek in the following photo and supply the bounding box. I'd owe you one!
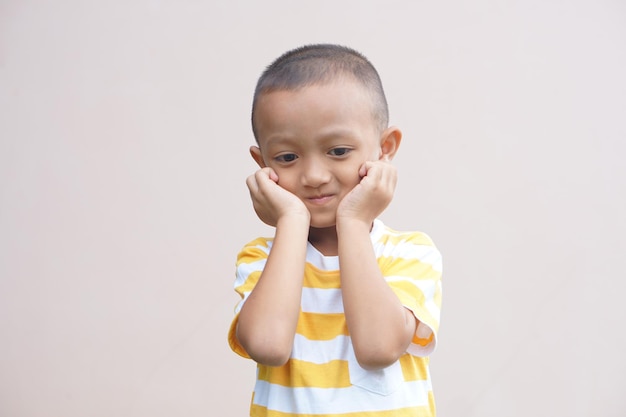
[274,178,296,193]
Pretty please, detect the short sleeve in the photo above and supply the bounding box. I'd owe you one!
[227,238,272,359]
[377,232,443,357]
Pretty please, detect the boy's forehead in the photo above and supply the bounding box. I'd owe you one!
[252,77,384,146]
[257,82,372,120]
[254,87,382,149]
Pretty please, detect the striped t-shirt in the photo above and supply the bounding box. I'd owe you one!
[228,219,443,417]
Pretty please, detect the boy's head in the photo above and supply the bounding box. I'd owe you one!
[248,44,402,230]
[251,44,389,141]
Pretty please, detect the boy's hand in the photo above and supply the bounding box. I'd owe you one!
[336,159,397,226]
[246,167,310,227]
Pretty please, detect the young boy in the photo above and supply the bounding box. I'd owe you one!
[228,44,443,417]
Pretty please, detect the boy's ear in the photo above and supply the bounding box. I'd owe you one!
[249,146,267,168]
[379,126,402,161]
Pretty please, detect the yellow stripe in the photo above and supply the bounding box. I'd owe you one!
[378,257,440,280]
[227,315,250,359]
[303,265,340,289]
[251,403,435,417]
[412,332,434,347]
[244,237,272,249]
[297,312,348,340]
[399,354,429,381]
[428,390,436,415]
[393,288,439,334]
[389,282,426,306]
[235,270,261,296]
[237,242,270,264]
[258,359,351,388]
[433,281,442,308]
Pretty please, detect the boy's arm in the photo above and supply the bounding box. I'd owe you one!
[337,160,416,370]
[236,168,310,366]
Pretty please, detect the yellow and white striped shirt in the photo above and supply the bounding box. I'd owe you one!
[228,219,443,417]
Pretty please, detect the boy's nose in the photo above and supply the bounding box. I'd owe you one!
[301,159,331,188]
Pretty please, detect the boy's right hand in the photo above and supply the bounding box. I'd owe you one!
[246,167,310,227]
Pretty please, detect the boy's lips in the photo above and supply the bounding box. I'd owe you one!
[305,194,334,205]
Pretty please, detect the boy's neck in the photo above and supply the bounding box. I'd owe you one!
[307,221,375,256]
[308,226,339,256]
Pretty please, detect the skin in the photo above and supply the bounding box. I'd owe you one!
[236,78,418,370]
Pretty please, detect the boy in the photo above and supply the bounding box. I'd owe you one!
[228,44,443,417]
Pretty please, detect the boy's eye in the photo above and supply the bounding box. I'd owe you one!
[275,153,298,163]
[329,148,351,157]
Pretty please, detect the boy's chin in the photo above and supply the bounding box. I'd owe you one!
[308,217,337,230]
[309,225,336,231]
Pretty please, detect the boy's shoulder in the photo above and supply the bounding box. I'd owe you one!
[373,219,437,248]
[241,236,274,248]
[236,236,274,263]
[373,220,442,270]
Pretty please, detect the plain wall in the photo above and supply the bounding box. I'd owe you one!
[1,1,625,416]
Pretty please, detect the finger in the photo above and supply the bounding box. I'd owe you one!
[363,161,386,181]
[359,161,375,178]
[382,164,396,189]
[246,174,259,194]
[267,168,279,183]
[379,163,397,189]
[255,167,279,185]
[363,162,396,194]
[254,171,274,196]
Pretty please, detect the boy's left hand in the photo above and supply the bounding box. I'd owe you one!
[336,159,397,225]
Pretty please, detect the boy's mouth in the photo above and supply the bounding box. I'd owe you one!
[306,194,334,205]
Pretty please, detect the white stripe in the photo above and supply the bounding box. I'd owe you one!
[374,242,443,272]
[233,291,251,314]
[252,379,432,414]
[424,299,441,322]
[290,334,352,364]
[246,241,272,254]
[413,279,436,299]
[235,259,266,287]
[300,287,343,313]
[305,244,340,270]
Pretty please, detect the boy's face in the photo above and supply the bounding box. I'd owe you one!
[251,79,394,229]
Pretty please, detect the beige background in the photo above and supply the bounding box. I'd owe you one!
[1,1,625,416]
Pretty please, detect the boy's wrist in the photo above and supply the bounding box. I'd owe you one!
[335,216,373,235]
[276,211,311,229]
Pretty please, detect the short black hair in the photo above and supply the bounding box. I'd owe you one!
[251,44,389,140]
